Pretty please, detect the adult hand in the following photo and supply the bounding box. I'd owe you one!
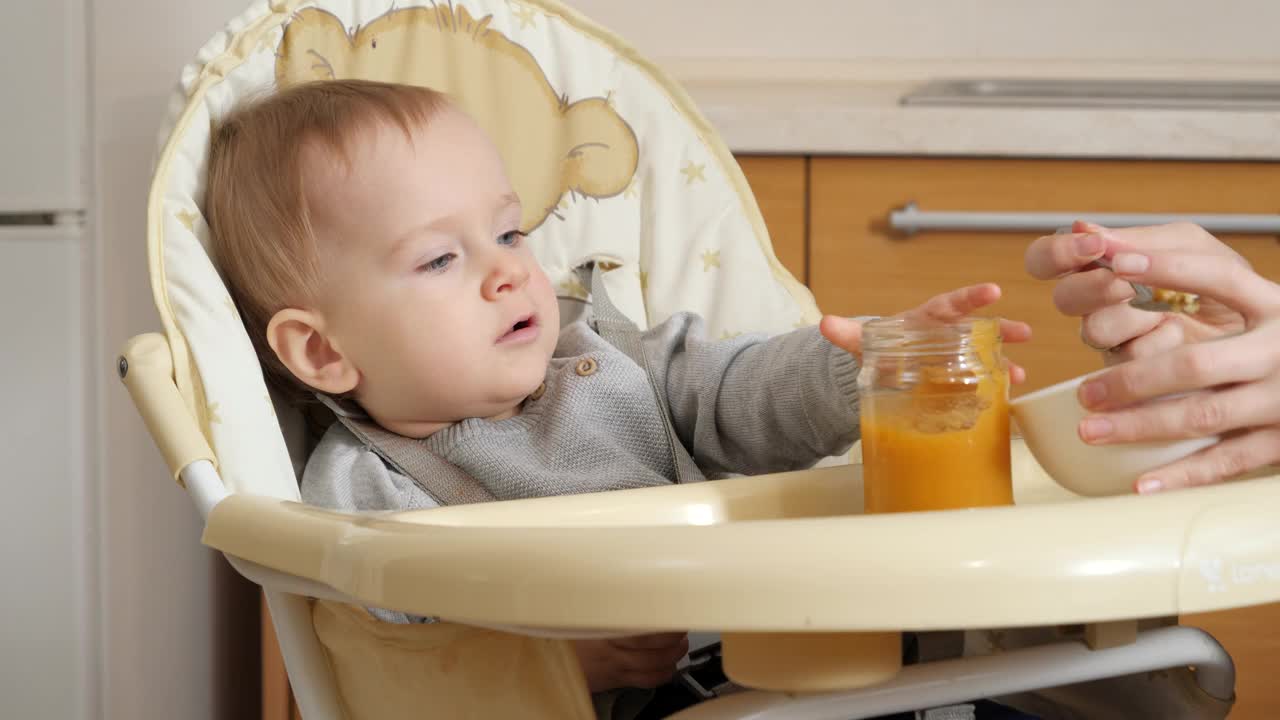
[1028,221,1280,491]
[820,283,1033,384]
[1025,220,1249,362]
[572,633,689,693]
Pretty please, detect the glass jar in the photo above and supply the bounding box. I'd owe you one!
[722,318,1013,694]
[858,316,1013,512]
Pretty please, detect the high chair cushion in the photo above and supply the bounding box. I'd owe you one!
[312,599,597,719]
[149,0,819,499]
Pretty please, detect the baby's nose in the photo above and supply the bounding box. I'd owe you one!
[482,254,530,298]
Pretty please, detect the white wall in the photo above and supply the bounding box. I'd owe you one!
[2,2,91,718]
[91,0,260,718]
[568,0,1280,64]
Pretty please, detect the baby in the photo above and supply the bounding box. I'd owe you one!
[206,79,1025,717]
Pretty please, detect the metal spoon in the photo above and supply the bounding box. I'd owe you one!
[1089,257,1199,314]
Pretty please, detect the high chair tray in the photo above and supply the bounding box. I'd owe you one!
[202,442,1280,633]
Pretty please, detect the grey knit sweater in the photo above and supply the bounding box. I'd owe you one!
[304,312,858,506]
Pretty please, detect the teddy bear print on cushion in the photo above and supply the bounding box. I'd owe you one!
[275,4,639,233]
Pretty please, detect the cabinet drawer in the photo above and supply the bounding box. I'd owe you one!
[809,157,1280,394]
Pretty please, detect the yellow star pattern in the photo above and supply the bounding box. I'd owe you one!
[176,209,199,231]
[719,330,742,341]
[605,89,616,108]
[700,249,721,272]
[207,401,223,425]
[623,178,639,199]
[638,270,648,292]
[681,162,706,184]
[559,276,588,300]
[514,5,537,28]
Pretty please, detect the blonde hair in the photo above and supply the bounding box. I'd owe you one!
[206,79,449,398]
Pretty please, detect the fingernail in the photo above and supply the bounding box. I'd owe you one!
[1075,233,1104,256]
[1080,416,1114,441]
[1111,253,1150,274]
[1137,477,1164,494]
[1079,381,1108,408]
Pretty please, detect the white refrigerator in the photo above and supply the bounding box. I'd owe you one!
[0,0,93,717]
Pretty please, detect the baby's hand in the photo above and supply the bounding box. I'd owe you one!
[819,283,1032,384]
[572,633,690,693]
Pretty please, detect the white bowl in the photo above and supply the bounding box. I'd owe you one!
[1010,371,1218,496]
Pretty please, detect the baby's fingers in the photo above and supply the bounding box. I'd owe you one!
[998,318,1032,344]
[912,283,1002,322]
[1007,360,1027,385]
[611,632,688,652]
[819,315,864,356]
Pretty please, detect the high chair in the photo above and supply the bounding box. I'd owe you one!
[120,0,1279,717]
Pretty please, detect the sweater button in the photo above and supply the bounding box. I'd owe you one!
[575,357,598,376]
[528,383,546,401]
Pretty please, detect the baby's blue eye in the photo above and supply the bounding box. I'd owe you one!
[418,253,455,273]
[498,231,525,247]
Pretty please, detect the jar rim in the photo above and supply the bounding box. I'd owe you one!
[861,316,1001,355]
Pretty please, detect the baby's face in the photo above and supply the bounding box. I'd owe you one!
[305,108,559,433]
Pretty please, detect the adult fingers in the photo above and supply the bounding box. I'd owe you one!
[1079,377,1280,444]
[1025,231,1106,280]
[1105,315,1187,363]
[1080,303,1163,352]
[1051,268,1136,316]
[1093,222,1245,259]
[1110,251,1280,324]
[1078,324,1280,411]
[1135,426,1280,494]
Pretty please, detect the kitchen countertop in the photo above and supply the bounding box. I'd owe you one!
[664,60,1280,160]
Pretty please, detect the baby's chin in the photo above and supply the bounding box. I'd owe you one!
[473,375,547,413]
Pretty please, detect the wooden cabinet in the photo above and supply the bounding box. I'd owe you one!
[807,157,1280,395]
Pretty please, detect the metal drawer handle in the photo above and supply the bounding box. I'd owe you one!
[889,202,1280,236]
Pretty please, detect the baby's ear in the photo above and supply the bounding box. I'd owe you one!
[266,308,359,395]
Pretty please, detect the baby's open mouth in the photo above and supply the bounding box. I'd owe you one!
[498,314,537,342]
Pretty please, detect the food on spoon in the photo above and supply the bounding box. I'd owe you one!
[1151,287,1200,314]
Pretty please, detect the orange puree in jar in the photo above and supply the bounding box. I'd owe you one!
[862,366,1012,512]
[861,316,1013,513]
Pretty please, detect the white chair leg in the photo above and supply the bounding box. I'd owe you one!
[671,625,1233,720]
[263,590,347,720]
